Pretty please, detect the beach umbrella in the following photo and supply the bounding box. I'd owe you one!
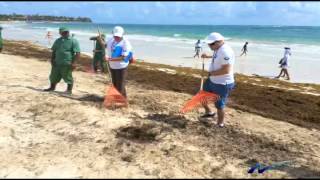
[180,58,220,113]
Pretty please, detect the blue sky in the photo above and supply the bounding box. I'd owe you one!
[1,1,320,26]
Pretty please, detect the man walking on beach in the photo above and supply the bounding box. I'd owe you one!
[200,32,235,128]
[194,39,202,58]
[0,26,3,53]
[240,42,248,56]
[43,27,80,94]
[90,33,106,73]
[276,47,291,80]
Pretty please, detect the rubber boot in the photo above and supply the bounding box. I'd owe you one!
[66,83,73,94]
[43,83,56,91]
[93,65,98,73]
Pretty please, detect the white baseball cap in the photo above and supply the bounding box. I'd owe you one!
[113,26,124,37]
[204,32,224,44]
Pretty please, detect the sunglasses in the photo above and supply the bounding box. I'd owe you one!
[208,41,218,46]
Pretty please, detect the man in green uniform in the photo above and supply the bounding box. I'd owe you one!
[43,27,80,94]
[90,33,106,73]
[0,26,3,53]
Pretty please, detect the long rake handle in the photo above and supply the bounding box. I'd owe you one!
[200,58,204,91]
[105,56,113,84]
[93,39,96,57]
[93,39,96,71]
[97,27,113,84]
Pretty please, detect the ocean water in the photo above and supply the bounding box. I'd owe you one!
[1,22,320,84]
[6,22,320,45]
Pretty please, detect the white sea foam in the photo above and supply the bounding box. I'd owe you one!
[2,22,320,84]
[69,30,97,37]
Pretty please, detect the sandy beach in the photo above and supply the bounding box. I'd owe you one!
[0,40,319,178]
[2,22,320,84]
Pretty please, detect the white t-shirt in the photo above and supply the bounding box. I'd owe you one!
[282,49,291,66]
[195,42,202,48]
[208,43,235,85]
[106,37,132,69]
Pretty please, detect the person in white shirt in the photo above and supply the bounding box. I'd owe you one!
[105,26,133,97]
[194,39,202,58]
[276,47,291,80]
[200,32,236,128]
[45,30,53,47]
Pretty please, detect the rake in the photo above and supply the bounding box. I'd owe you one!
[180,58,220,114]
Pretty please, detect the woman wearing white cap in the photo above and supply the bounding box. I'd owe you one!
[105,26,133,97]
[276,47,291,80]
[200,32,236,128]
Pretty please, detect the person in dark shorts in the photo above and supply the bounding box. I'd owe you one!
[194,39,202,58]
[240,42,248,56]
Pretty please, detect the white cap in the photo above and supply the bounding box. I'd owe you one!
[113,26,124,37]
[204,32,224,44]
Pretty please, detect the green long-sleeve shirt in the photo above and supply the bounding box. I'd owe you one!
[0,31,3,48]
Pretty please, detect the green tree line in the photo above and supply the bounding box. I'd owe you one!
[0,13,92,22]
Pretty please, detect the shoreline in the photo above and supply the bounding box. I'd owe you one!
[3,38,320,88]
[2,22,320,84]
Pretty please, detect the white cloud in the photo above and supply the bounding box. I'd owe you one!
[97,7,114,19]
[0,2,8,7]
[289,2,302,8]
[175,2,182,15]
[90,2,107,4]
[246,2,257,11]
[2,1,320,26]
[143,9,150,15]
[155,1,164,8]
